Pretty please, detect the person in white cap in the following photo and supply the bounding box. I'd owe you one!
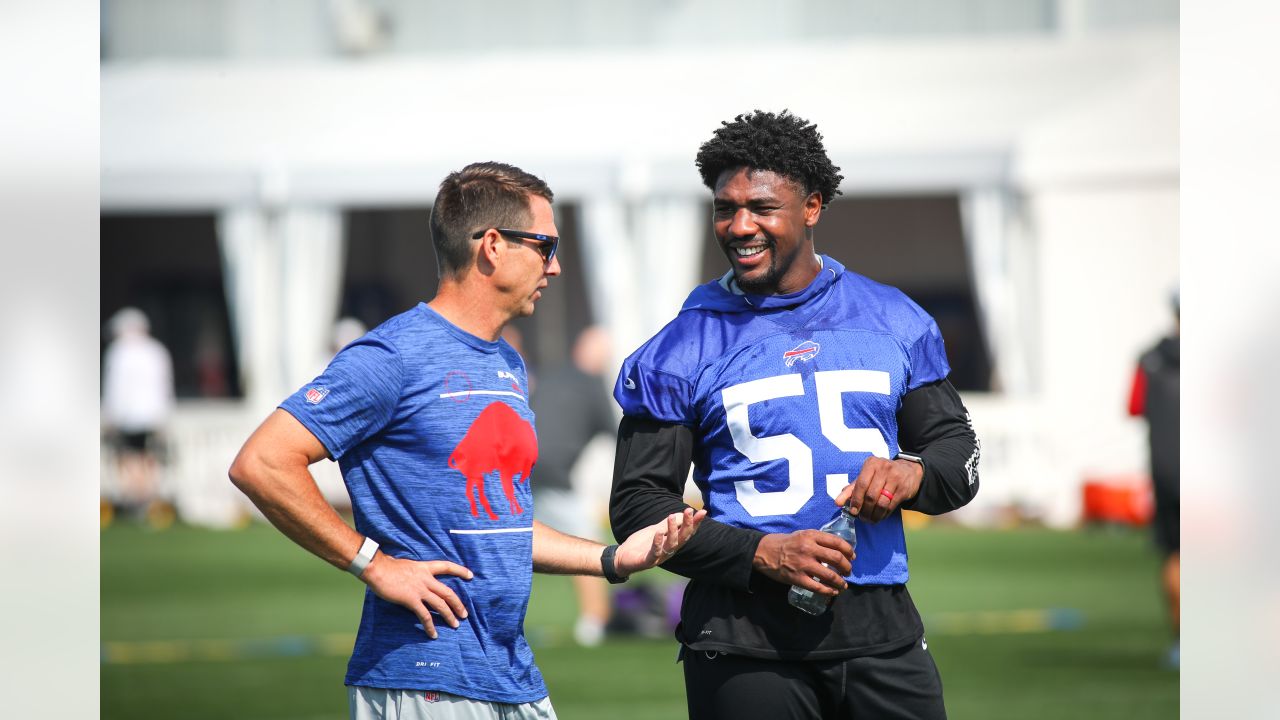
[102,306,175,523]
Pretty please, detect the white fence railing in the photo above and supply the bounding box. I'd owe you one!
[102,400,348,528]
[103,395,1141,529]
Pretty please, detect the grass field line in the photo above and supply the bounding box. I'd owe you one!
[101,608,1083,665]
[924,607,1084,635]
[101,633,357,665]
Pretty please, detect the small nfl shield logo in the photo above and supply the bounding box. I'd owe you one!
[305,386,329,404]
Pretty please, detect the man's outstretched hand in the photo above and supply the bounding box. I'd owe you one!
[614,507,707,577]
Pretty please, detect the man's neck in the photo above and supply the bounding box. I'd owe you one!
[428,281,508,342]
[725,253,824,296]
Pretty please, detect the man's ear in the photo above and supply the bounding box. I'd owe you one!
[804,192,823,228]
[476,228,503,273]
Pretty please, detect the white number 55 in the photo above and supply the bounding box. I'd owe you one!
[721,370,890,516]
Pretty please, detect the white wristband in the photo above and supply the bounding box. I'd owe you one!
[897,452,924,468]
[347,536,379,578]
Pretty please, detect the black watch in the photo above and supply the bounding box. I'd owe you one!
[600,544,628,584]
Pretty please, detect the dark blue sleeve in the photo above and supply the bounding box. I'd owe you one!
[905,314,951,392]
[613,357,695,425]
[279,334,404,460]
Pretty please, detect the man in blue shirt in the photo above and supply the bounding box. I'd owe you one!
[230,161,704,720]
[609,112,980,719]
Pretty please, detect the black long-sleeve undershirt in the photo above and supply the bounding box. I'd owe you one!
[609,417,764,591]
[897,378,981,515]
[608,378,979,591]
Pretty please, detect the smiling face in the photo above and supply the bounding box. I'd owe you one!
[712,167,823,295]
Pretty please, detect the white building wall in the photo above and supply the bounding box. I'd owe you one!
[1029,185,1178,526]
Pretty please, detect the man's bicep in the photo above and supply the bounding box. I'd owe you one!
[254,409,333,466]
[898,379,972,449]
[230,409,332,498]
[609,415,694,539]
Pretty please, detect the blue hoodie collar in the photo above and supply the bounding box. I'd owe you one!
[681,254,845,313]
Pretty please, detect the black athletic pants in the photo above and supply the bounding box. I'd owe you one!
[682,637,946,720]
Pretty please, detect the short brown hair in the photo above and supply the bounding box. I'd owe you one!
[429,162,554,278]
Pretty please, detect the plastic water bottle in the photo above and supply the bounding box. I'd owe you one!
[787,506,857,615]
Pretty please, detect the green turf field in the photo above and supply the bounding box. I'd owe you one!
[101,522,1177,719]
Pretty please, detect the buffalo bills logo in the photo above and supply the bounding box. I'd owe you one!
[448,402,538,520]
[783,340,820,367]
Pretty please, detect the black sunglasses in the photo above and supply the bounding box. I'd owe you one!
[473,228,559,264]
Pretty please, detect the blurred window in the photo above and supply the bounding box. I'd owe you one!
[340,207,438,335]
[340,202,592,376]
[101,213,242,398]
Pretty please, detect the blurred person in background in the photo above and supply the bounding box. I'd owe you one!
[229,161,704,720]
[609,111,980,719]
[332,315,368,355]
[1128,289,1180,669]
[102,306,175,526]
[530,325,617,647]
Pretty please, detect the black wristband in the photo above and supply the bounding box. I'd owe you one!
[600,544,628,584]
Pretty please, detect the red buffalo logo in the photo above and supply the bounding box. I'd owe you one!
[448,402,538,520]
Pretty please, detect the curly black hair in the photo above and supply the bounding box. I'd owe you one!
[695,110,844,208]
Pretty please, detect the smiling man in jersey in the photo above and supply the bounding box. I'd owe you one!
[230,161,704,720]
[608,111,981,719]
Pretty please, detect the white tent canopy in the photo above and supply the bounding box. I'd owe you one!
[103,31,1176,207]
[102,30,1178,528]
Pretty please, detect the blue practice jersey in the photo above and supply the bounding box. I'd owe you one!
[280,303,547,703]
[615,256,949,585]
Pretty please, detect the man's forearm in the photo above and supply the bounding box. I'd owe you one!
[228,410,366,572]
[231,455,366,571]
[531,520,606,575]
[609,416,764,591]
[535,511,706,581]
[658,520,765,590]
[231,410,476,639]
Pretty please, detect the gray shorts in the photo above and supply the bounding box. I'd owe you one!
[349,686,557,720]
